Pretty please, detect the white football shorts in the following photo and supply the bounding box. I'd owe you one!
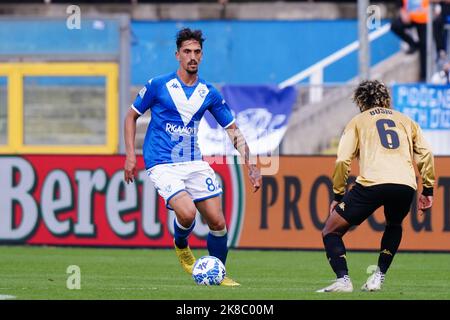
[147,160,222,209]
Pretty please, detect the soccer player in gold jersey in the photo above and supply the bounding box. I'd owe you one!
[317,80,435,293]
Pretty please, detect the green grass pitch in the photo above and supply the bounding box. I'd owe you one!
[0,246,449,300]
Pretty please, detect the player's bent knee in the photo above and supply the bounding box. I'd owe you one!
[176,215,196,228]
[321,221,338,238]
[322,230,343,239]
[321,209,351,238]
[209,219,226,231]
[322,229,336,238]
[321,221,345,238]
[176,206,197,227]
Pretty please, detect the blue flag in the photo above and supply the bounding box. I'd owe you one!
[198,85,296,155]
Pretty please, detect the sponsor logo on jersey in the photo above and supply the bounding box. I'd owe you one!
[165,123,198,136]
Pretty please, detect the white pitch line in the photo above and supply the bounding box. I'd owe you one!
[0,295,16,300]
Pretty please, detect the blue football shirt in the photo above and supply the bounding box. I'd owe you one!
[132,72,235,169]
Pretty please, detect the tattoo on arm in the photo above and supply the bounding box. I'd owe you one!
[230,128,250,164]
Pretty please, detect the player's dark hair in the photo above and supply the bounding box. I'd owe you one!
[353,80,391,112]
[176,28,205,50]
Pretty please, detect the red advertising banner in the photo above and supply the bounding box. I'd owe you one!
[0,155,242,248]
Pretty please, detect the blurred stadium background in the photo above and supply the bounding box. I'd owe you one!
[0,0,449,300]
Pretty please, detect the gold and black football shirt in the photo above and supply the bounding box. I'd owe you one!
[333,107,435,198]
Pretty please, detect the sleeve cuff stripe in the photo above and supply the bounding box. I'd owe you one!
[223,118,236,129]
[131,105,143,115]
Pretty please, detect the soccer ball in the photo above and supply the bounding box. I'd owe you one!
[192,256,226,285]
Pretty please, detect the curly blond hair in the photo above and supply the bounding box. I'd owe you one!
[352,80,391,112]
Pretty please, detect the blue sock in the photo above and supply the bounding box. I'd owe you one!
[173,218,195,249]
[207,228,228,265]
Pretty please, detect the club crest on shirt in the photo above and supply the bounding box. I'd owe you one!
[198,88,207,98]
[338,202,346,211]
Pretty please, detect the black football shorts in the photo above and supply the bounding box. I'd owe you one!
[335,183,415,226]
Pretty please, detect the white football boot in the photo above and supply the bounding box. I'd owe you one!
[361,271,385,291]
[316,275,353,293]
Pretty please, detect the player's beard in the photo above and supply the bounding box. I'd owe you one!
[186,65,198,74]
[187,60,198,74]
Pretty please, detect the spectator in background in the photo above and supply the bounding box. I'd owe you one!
[391,0,446,81]
[390,0,428,81]
[433,1,450,85]
[432,1,450,60]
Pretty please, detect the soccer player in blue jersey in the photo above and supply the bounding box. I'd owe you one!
[123,28,261,286]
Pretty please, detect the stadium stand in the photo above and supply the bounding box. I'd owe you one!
[0,0,420,155]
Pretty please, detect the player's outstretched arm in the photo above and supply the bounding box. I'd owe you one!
[225,123,261,192]
[124,108,140,184]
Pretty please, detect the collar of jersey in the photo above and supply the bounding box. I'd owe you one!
[175,71,200,88]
